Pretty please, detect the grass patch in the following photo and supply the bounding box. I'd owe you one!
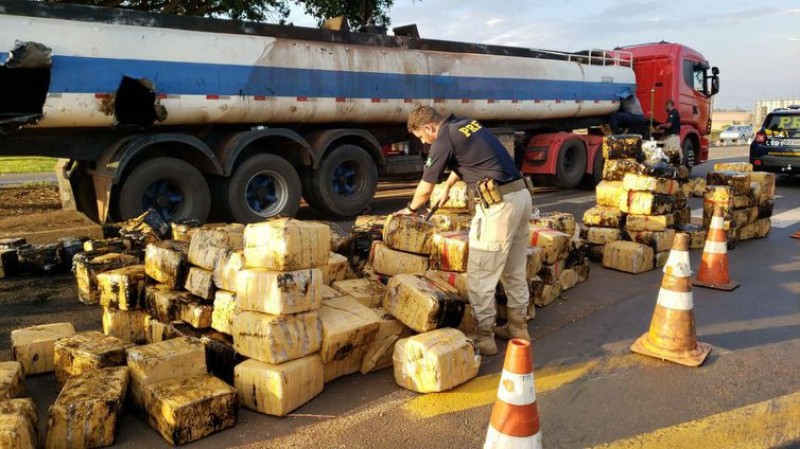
[0,157,58,174]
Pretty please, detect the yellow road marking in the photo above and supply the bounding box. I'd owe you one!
[592,392,800,449]
[404,353,647,418]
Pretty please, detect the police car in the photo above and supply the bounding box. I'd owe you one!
[750,105,800,174]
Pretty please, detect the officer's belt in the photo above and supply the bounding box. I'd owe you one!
[496,179,526,195]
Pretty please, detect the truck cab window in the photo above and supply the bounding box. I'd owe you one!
[683,59,707,95]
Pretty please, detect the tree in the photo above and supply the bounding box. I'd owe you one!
[41,0,395,27]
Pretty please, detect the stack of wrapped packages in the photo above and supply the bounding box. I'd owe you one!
[582,135,689,274]
[704,162,775,244]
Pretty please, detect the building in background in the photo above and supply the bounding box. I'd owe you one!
[712,109,752,130]
[753,99,800,128]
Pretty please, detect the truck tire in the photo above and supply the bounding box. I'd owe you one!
[584,150,604,188]
[682,138,696,173]
[554,139,587,189]
[307,144,378,217]
[223,153,302,223]
[117,157,210,222]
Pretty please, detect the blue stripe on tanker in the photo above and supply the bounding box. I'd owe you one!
[2,53,633,100]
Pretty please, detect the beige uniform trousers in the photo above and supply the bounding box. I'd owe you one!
[467,189,533,327]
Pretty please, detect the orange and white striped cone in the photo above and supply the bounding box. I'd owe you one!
[631,233,711,367]
[484,339,541,449]
[693,205,739,291]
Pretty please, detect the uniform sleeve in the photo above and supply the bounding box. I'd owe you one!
[670,110,680,127]
[421,132,453,184]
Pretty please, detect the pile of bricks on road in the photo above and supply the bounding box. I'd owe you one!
[0,184,592,446]
[582,134,706,274]
[703,162,775,246]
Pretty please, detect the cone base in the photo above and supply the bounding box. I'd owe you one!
[630,334,711,367]
[791,231,800,240]
[692,278,740,291]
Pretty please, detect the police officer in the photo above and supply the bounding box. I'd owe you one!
[397,106,533,356]
[657,99,682,158]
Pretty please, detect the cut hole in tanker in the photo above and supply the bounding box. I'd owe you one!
[114,76,167,127]
[0,41,51,131]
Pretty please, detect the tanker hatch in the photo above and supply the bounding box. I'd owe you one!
[113,76,167,127]
[0,41,51,133]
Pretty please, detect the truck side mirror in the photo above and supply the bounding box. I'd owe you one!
[710,76,720,96]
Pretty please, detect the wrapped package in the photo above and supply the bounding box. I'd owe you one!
[353,215,387,233]
[332,278,386,308]
[596,181,626,208]
[393,328,480,393]
[602,241,654,274]
[318,252,349,285]
[602,158,643,182]
[144,240,188,289]
[528,226,570,264]
[526,246,545,279]
[319,297,380,363]
[361,308,415,374]
[0,249,18,278]
[531,212,576,237]
[234,355,324,417]
[707,171,751,196]
[429,213,472,233]
[583,206,625,229]
[83,238,127,253]
[11,322,75,376]
[625,214,674,232]
[97,265,147,310]
[731,208,754,227]
[0,362,24,400]
[383,274,465,333]
[145,284,213,329]
[713,162,753,172]
[185,266,216,302]
[574,257,591,283]
[430,181,474,213]
[732,194,754,209]
[618,191,675,215]
[580,227,623,245]
[558,268,579,291]
[739,218,771,240]
[46,366,128,449]
[212,290,237,335]
[144,316,181,344]
[244,218,330,271]
[126,337,206,397]
[588,244,605,263]
[538,260,566,285]
[689,177,707,197]
[102,307,148,344]
[565,236,588,269]
[369,241,429,276]
[141,374,237,445]
[320,285,345,302]
[675,224,707,249]
[627,229,676,252]
[213,250,244,292]
[424,270,469,300]
[53,331,133,387]
[236,268,322,315]
[171,219,202,243]
[602,134,644,160]
[15,244,62,275]
[382,214,435,255]
[674,189,687,211]
[232,310,321,364]
[323,350,365,383]
[673,206,692,226]
[758,201,774,219]
[187,229,229,271]
[750,172,776,199]
[530,278,563,307]
[430,231,469,272]
[75,252,141,305]
[622,173,680,195]
[167,325,244,385]
[0,398,38,449]
[654,251,670,268]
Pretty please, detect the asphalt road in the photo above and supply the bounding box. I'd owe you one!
[7,145,800,449]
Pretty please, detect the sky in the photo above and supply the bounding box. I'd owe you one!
[286,0,800,111]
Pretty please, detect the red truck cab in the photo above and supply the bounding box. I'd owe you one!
[522,42,719,188]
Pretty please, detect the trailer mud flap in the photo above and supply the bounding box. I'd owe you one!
[0,41,51,132]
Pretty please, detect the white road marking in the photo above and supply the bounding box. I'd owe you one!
[692,208,703,218]
[771,207,800,229]
[535,194,595,209]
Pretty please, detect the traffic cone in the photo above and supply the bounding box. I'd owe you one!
[791,230,800,240]
[631,233,711,367]
[693,205,739,291]
[484,339,541,449]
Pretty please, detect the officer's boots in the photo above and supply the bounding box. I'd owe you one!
[475,325,498,356]
[494,308,532,341]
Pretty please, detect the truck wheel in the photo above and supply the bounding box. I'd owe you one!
[224,154,301,223]
[554,139,587,189]
[583,150,604,188]
[683,139,696,173]
[117,157,210,222]
[309,144,378,217]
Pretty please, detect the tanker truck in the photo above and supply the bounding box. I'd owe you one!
[0,1,719,224]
